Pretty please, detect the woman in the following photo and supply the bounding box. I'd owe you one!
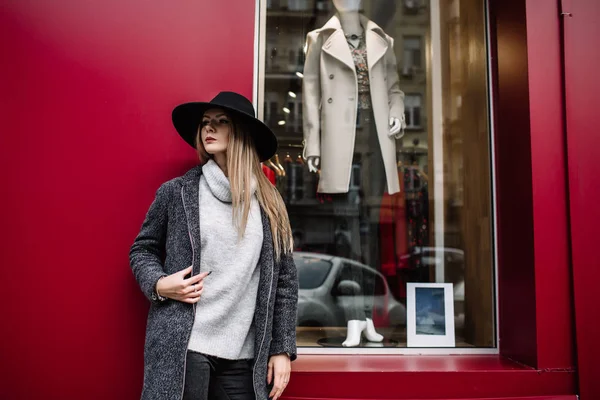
[130,91,298,400]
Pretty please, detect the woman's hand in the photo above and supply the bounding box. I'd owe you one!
[267,353,291,400]
[155,266,210,304]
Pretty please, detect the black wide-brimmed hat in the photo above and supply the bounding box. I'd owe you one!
[172,91,278,162]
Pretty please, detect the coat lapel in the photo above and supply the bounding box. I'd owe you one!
[320,15,389,73]
[361,15,389,70]
[323,30,355,72]
[258,209,274,290]
[320,16,355,73]
[182,165,203,275]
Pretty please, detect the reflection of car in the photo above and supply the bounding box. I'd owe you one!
[294,252,407,328]
[400,246,465,328]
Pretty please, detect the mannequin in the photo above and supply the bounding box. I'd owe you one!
[302,0,406,347]
[303,0,406,193]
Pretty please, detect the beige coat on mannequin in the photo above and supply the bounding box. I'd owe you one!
[302,14,405,195]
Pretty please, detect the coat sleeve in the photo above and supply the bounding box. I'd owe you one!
[302,30,322,159]
[269,251,299,361]
[129,182,171,304]
[385,36,406,129]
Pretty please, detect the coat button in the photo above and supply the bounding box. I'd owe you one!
[328,98,333,103]
[329,74,334,79]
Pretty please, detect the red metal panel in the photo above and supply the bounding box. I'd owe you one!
[490,0,538,367]
[561,0,600,398]
[491,0,575,371]
[285,397,575,400]
[0,1,255,399]
[524,0,574,369]
[284,356,575,399]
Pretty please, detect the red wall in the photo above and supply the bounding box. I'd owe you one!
[0,1,255,398]
[525,0,574,370]
[562,0,600,398]
[492,0,574,370]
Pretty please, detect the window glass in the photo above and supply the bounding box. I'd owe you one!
[297,254,333,289]
[259,0,494,349]
[405,94,422,129]
[403,36,422,70]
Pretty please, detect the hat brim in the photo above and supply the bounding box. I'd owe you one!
[172,102,278,162]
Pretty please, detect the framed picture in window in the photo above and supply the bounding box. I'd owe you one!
[407,283,455,347]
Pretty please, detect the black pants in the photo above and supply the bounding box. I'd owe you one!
[183,351,255,400]
[331,108,385,322]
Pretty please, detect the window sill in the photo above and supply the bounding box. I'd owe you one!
[285,355,576,399]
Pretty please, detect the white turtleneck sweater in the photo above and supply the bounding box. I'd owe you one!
[187,160,263,360]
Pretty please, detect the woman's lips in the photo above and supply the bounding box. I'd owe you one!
[205,137,216,143]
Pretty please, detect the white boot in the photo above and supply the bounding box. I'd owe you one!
[342,320,367,347]
[364,318,384,342]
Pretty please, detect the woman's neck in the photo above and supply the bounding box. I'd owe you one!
[338,11,361,36]
[213,154,228,177]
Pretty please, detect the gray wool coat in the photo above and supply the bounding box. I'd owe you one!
[129,165,298,400]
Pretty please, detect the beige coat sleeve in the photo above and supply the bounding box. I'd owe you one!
[302,31,322,158]
[385,36,405,123]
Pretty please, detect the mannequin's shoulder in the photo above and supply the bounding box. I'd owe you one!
[306,29,324,42]
[373,29,394,47]
[385,33,395,47]
[363,17,394,44]
[373,28,394,44]
[306,20,338,41]
[305,28,335,50]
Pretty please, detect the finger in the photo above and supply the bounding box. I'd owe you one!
[273,380,284,400]
[180,288,203,302]
[273,373,286,399]
[267,361,273,384]
[178,266,193,277]
[182,295,202,304]
[268,383,278,398]
[183,271,210,286]
[186,288,203,299]
[280,372,289,386]
[183,282,204,295]
[188,286,204,296]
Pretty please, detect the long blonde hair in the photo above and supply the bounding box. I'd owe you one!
[195,118,293,260]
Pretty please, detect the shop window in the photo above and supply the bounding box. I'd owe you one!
[404,0,426,15]
[405,94,422,129]
[257,0,494,350]
[402,36,423,76]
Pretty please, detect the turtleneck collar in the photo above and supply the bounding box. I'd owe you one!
[202,159,257,203]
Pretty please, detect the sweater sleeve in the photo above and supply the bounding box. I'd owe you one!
[269,251,299,361]
[129,182,171,304]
